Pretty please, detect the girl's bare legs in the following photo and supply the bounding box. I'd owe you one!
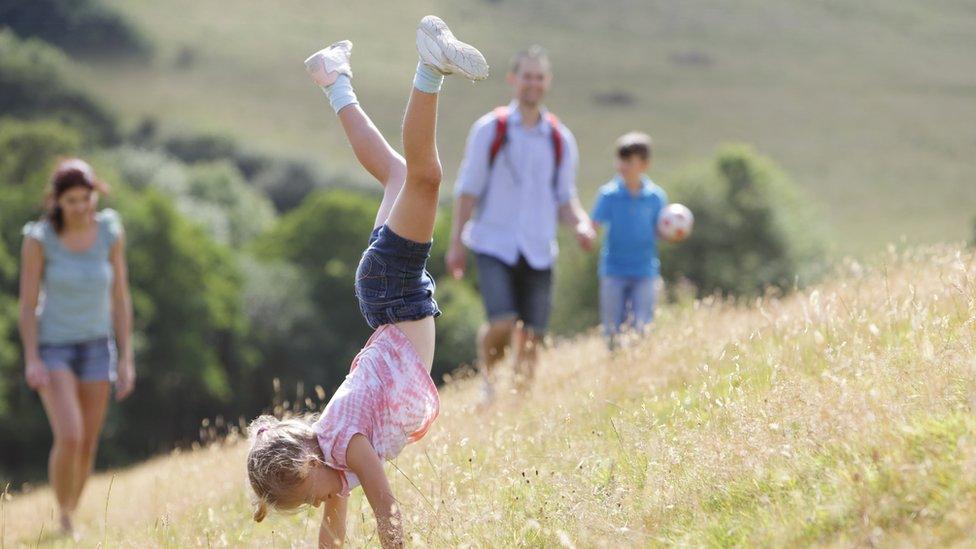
[386,87,441,368]
[305,41,406,229]
[384,88,441,244]
[387,15,489,367]
[336,105,406,229]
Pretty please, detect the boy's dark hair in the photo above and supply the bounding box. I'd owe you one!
[509,45,551,74]
[616,131,652,161]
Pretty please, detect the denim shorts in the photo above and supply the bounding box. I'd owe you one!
[474,253,553,333]
[355,225,441,329]
[38,337,117,382]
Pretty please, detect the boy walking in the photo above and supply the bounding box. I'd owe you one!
[590,132,668,350]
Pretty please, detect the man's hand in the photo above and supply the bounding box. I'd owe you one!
[575,221,596,251]
[445,241,467,280]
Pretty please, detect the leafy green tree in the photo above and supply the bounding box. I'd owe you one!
[106,148,276,247]
[107,189,254,458]
[0,0,152,58]
[0,30,118,144]
[661,144,826,297]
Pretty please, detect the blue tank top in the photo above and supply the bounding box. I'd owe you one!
[22,209,123,345]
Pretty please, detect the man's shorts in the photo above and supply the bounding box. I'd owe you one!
[474,253,553,333]
[39,337,117,382]
[355,225,441,329]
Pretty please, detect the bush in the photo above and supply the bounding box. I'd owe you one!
[0,0,152,58]
[431,278,482,382]
[105,148,276,247]
[0,30,118,144]
[660,144,826,297]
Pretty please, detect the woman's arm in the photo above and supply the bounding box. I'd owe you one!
[18,237,47,390]
[319,494,348,548]
[110,235,135,400]
[345,434,402,548]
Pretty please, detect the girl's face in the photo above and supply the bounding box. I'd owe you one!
[275,463,333,510]
[58,186,95,222]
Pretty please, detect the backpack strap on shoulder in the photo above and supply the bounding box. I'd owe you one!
[488,106,510,167]
[546,112,564,190]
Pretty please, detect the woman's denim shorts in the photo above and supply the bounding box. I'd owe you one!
[39,336,117,382]
[355,225,441,329]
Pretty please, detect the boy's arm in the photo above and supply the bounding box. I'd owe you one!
[319,495,348,548]
[346,434,402,548]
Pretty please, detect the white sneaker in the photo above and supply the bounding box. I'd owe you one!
[416,16,489,81]
[304,40,353,87]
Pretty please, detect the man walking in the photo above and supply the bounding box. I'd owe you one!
[446,46,595,401]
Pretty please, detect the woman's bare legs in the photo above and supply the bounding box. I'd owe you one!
[73,381,111,511]
[38,370,84,534]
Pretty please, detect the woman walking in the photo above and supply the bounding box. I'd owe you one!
[18,158,135,536]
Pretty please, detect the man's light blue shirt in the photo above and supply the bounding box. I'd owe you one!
[591,176,668,279]
[455,101,579,270]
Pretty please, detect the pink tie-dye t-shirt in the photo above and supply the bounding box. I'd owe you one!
[314,324,440,496]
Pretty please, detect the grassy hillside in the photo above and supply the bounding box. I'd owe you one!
[72,0,976,254]
[3,244,974,546]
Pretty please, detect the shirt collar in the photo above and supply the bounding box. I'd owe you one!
[507,100,551,133]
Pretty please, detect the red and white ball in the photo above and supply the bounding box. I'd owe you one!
[658,203,694,242]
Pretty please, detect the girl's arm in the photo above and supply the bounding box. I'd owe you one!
[18,237,47,390]
[345,434,402,548]
[109,236,135,400]
[319,495,348,548]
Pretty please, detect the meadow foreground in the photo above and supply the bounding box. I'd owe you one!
[3,245,975,547]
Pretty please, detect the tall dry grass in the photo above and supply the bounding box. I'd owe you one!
[3,245,975,547]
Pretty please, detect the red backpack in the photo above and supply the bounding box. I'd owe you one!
[487,105,564,190]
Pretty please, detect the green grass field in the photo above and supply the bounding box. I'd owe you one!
[73,0,976,255]
[3,245,974,546]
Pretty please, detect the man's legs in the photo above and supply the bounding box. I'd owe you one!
[513,259,553,388]
[474,253,519,400]
[600,276,627,350]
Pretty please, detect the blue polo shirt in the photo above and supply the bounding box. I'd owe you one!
[591,176,668,278]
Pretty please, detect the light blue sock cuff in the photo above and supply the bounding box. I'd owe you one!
[325,74,358,114]
[413,61,444,94]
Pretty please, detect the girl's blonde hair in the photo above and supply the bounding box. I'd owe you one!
[245,415,322,522]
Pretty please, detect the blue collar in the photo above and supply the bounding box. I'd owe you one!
[614,175,653,197]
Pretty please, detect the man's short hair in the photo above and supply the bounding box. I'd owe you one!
[616,131,652,161]
[509,45,551,74]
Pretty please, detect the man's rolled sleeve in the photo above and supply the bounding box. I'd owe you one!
[454,115,494,198]
[555,125,579,205]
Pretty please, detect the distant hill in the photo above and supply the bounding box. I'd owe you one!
[72,0,976,254]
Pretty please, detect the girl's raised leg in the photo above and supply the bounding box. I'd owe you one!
[305,41,406,229]
[385,16,489,242]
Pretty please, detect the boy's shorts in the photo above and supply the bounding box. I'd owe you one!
[355,225,441,329]
[39,337,117,382]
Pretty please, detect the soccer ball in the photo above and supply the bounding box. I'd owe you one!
[658,203,694,242]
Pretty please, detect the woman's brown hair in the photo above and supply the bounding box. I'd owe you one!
[45,158,108,233]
